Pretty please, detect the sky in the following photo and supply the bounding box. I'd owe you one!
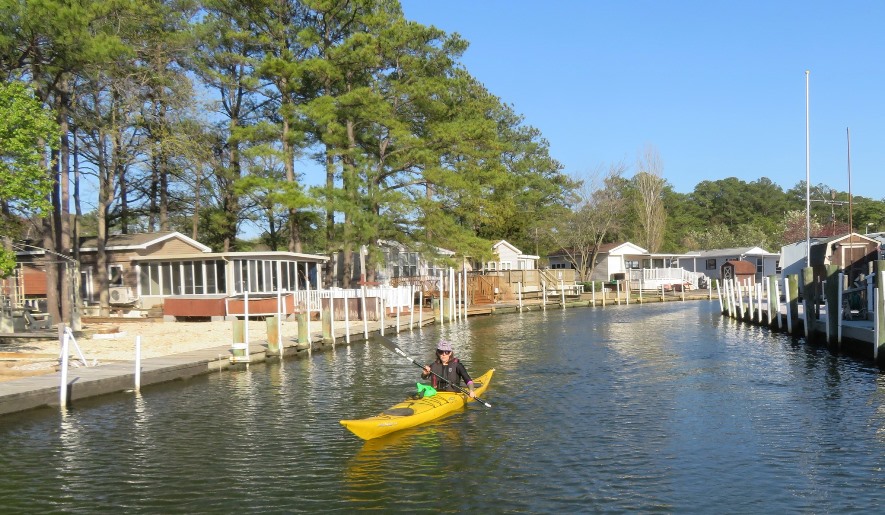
[387,0,885,201]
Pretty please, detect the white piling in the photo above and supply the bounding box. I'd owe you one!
[409,285,414,331]
[757,282,763,323]
[716,281,723,312]
[419,289,424,327]
[439,270,444,325]
[380,296,385,336]
[542,282,547,311]
[660,283,664,303]
[784,278,793,333]
[616,281,621,305]
[361,286,369,339]
[592,281,596,306]
[135,335,142,392]
[244,290,251,358]
[449,268,455,323]
[518,282,523,311]
[277,289,283,348]
[455,273,461,321]
[561,280,566,309]
[59,329,69,408]
[737,281,745,319]
[330,290,336,343]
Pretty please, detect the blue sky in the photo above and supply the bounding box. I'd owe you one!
[393,0,885,200]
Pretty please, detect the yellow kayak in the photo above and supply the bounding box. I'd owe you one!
[340,369,495,440]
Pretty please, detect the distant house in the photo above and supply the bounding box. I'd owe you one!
[548,242,648,281]
[484,240,538,271]
[780,233,881,282]
[329,240,459,287]
[682,247,780,282]
[14,231,328,316]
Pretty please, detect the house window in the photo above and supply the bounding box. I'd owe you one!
[775,260,782,274]
[706,259,716,270]
[487,262,497,271]
[500,261,513,270]
[109,265,124,286]
[625,260,640,269]
[756,257,763,274]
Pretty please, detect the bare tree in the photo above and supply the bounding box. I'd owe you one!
[551,163,627,281]
[634,144,666,253]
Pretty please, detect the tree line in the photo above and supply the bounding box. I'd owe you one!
[548,162,885,281]
[1,0,575,320]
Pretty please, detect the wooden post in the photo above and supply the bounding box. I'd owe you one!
[361,286,369,339]
[321,300,332,344]
[297,312,308,348]
[267,315,280,354]
[380,296,385,337]
[801,267,815,341]
[875,260,884,361]
[344,289,351,343]
[784,277,792,334]
[788,274,799,333]
[823,265,840,347]
[772,276,782,329]
[837,272,844,345]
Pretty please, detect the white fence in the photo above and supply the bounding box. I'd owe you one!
[628,268,706,290]
[291,285,413,316]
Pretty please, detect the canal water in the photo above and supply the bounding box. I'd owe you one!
[2,301,885,513]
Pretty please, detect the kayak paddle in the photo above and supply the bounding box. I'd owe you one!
[376,335,492,408]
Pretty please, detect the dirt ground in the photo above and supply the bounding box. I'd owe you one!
[0,319,298,382]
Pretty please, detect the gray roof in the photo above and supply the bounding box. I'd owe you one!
[685,247,778,258]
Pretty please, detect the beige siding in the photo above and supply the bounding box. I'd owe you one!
[139,238,206,257]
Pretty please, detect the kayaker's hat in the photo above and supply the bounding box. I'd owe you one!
[437,340,453,353]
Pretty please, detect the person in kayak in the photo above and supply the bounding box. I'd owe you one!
[421,340,475,398]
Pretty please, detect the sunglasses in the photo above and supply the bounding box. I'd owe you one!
[437,350,451,355]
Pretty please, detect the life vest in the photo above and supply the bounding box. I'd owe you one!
[430,358,462,391]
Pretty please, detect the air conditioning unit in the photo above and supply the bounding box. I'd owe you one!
[109,286,137,305]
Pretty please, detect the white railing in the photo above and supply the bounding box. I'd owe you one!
[628,268,705,290]
[291,285,413,314]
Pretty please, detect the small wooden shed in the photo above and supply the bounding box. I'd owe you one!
[720,260,756,284]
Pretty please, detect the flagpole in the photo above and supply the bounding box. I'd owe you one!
[805,70,811,267]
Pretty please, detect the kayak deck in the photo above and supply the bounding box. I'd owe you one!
[340,369,495,440]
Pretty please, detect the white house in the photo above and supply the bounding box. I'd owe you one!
[485,240,538,271]
[681,246,780,281]
[548,242,648,281]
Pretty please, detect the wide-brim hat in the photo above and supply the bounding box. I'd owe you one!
[437,340,453,352]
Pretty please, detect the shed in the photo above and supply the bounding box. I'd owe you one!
[720,260,756,284]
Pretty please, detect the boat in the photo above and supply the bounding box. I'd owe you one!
[340,368,495,440]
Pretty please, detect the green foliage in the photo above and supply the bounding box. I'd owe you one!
[0,80,58,220]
